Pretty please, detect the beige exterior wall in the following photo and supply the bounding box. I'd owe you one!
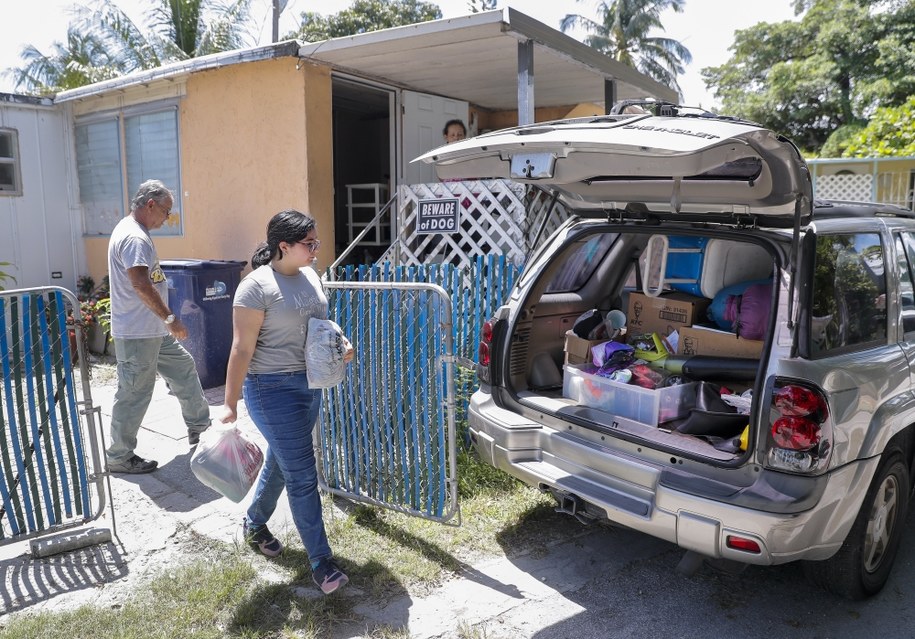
[83,56,336,281]
[479,105,579,132]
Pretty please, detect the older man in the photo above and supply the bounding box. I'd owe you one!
[106,179,210,473]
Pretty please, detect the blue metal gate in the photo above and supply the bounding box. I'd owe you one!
[316,257,523,523]
[0,287,109,546]
[317,280,458,522]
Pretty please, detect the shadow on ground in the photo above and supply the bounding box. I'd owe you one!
[0,541,127,616]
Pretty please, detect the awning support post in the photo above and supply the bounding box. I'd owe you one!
[517,39,534,126]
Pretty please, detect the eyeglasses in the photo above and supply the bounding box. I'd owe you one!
[297,239,321,252]
[152,201,172,217]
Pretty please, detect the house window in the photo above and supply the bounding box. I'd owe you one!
[0,128,22,195]
[75,104,182,236]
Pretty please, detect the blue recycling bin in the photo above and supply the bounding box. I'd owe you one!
[160,259,247,389]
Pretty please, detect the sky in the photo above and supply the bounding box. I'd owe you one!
[0,0,799,107]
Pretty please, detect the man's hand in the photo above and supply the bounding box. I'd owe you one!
[167,317,189,340]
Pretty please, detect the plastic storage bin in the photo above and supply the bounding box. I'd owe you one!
[562,363,696,425]
[161,259,246,389]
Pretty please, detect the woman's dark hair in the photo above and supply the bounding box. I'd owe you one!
[251,209,317,268]
[442,119,466,136]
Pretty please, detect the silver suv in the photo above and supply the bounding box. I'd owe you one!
[420,103,915,599]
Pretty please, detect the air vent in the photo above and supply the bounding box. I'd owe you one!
[510,325,531,377]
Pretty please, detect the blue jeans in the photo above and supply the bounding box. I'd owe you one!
[243,371,331,564]
[107,335,211,464]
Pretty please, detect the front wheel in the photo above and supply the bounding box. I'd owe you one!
[803,453,909,600]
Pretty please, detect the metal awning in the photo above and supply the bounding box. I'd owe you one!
[297,8,678,112]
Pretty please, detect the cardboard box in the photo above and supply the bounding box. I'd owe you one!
[626,291,711,338]
[564,331,607,365]
[677,325,764,358]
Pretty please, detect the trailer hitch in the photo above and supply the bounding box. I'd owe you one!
[550,488,596,526]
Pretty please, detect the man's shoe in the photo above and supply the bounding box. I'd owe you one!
[187,424,210,446]
[312,557,348,594]
[108,455,158,474]
[243,518,283,557]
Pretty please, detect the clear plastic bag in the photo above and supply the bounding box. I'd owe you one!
[190,425,264,502]
[305,317,352,388]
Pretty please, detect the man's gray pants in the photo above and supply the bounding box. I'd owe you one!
[107,335,211,464]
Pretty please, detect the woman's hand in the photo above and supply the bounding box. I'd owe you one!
[343,342,355,364]
[219,404,238,424]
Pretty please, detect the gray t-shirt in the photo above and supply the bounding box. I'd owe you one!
[107,216,169,339]
[233,264,328,374]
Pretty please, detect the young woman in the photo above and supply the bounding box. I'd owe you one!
[219,209,352,595]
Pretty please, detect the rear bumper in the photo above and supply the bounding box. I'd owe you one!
[469,391,878,565]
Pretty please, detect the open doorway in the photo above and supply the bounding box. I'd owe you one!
[332,76,394,265]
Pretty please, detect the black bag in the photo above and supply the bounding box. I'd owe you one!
[673,382,748,438]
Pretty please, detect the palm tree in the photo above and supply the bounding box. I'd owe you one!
[7,28,122,95]
[8,0,254,95]
[561,0,692,98]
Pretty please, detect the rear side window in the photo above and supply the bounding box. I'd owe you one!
[810,233,887,356]
[544,234,616,293]
[896,233,915,337]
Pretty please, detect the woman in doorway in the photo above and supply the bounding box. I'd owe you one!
[219,209,353,595]
[442,118,467,144]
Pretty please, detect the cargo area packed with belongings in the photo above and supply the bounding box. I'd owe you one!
[520,231,778,459]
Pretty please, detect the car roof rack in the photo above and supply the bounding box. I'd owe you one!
[813,199,915,219]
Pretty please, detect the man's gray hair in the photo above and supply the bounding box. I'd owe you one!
[131,179,173,212]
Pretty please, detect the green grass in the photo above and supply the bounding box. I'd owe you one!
[0,449,577,638]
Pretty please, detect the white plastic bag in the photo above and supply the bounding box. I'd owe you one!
[305,317,351,388]
[190,424,264,502]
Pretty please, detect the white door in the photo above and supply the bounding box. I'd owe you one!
[401,91,468,185]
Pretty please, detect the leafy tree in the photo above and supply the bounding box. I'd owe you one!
[468,0,498,11]
[289,0,442,42]
[8,0,253,95]
[702,0,915,153]
[841,96,915,157]
[560,0,692,97]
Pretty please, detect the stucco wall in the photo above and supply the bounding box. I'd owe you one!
[83,56,335,280]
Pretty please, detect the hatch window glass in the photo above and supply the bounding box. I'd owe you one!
[544,234,616,293]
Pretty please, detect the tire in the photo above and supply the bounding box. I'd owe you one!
[803,452,909,600]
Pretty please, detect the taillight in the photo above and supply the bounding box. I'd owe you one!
[477,319,496,383]
[771,417,819,450]
[478,342,491,367]
[766,380,831,474]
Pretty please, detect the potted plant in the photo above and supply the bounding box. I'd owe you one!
[72,275,112,355]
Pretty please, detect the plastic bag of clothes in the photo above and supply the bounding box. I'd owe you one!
[305,317,352,388]
[190,425,264,503]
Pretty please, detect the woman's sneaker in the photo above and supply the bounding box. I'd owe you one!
[242,519,283,557]
[312,557,349,594]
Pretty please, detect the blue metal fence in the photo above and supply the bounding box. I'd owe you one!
[0,287,108,546]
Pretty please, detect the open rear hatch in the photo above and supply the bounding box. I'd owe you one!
[416,112,813,226]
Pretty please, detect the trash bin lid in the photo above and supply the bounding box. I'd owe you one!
[160,259,247,270]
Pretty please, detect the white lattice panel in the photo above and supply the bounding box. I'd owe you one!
[816,173,873,202]
[385,180,571,269]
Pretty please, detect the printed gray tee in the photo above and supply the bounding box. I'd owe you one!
[107,216,169,339]
[233,264,329,374]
